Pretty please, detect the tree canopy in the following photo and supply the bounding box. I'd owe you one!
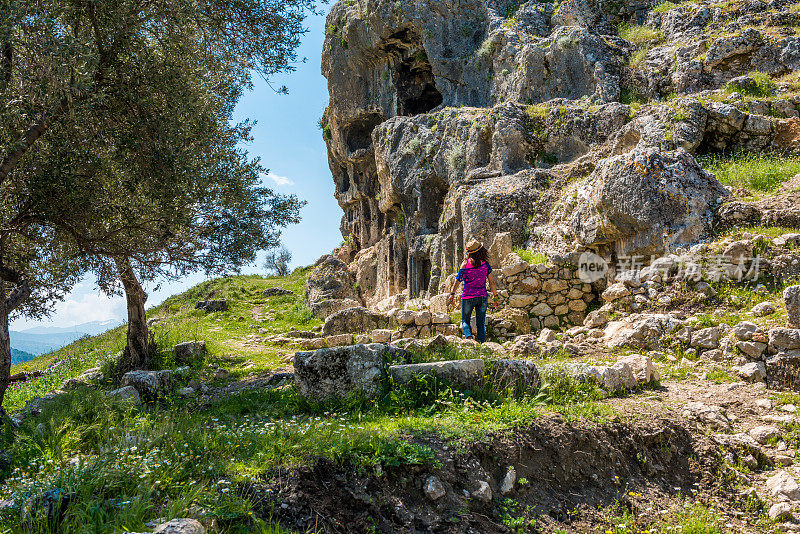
[0,0,316,404]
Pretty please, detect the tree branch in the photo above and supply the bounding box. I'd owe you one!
[0,97,70,185]
[5,277,29,311]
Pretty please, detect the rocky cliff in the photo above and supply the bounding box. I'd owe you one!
[318,0,800,318]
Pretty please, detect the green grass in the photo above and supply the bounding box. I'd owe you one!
[652,0,695,12]
[698,153,800,193]
[0,268,639,532]
[618,22,664,44]
[514,248,548,265]
[7,269,319,412]
[0,357,624,532]
[606,500,728,533]
[720,225,800,240]
[723,71,776,98]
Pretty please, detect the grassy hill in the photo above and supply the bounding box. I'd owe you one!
[5,268,318,413]
[0,267,636,533]
[0,255,785,533]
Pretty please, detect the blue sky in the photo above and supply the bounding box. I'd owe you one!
[13,6,340,331]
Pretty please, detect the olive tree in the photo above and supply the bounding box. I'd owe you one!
[0,0,313,399]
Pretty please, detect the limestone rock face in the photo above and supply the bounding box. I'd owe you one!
[564,147,727,256]
[305,256,361,318]
[294,345,386,401]
[317,0,800,326]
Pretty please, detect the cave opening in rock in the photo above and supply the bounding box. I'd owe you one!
[418,175,448,233]
[344,113,384,153]
[396,52,443,116]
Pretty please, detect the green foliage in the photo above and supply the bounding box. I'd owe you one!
[652,0,694,12]
[724,71,776,97]
[477,38,494,61]
[525,103,549,120]
[514,248,548,265]
[447,144,467,172]
[617,22,665,44]
[698,153,800,193]
[0,0,312,400]
[627,48,649,67]
[620,86,647,106]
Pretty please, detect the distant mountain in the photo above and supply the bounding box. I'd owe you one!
[10,319,122,356]
[19,319,120,336]
[11,348,36,365]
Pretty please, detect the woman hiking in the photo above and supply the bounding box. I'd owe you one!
[447,239,500,343]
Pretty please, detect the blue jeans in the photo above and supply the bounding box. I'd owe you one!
[461,296,488,343]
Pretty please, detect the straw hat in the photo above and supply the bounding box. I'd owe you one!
[466,239,484,254]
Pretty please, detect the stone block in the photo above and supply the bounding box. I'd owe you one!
[121,370,172,398]
[173,341,207,365]
[326,334,353,347]
[294,345,386,401]
[371,329,392,343]
[389,359,484,391]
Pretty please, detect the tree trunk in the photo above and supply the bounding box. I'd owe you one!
[114,256,150,376]
[0,283,11,414]
[0,270,30,414]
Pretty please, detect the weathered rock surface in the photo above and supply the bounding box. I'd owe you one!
[488,359,541,394]
[786,285,800,328]
[305,256,360,318]
[564,147,727,256]
[264,287,294,297]
[121,370,172,398]
[603,314,682,349]
[173,341,206,365]
[322,307,388,336]
[389,359,485,391]
[294,345,385,401]
[152,519,206,534]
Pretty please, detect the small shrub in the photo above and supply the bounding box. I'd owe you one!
[514,247,547,265]
[652,0,693,12]
[627,48,648,68]
[618,22,664,44]
[477,38,494,61]
[620,86,647,105]
[447,144,467,172]
[724,70,776,98]
[525,103,548,119]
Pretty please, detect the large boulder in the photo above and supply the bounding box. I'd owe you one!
[616,354,659,384]
[566,147,727,256]
[305,256,360,317]
[173,341,206,365]
[322,307,388,336]
[603,314,683,349]
[264,287,294,297]
[294,344,386,401]
[310,298,361,320]
[389,359,485,391]
[770,328,800,353]
[152,519,206,534]
[120,370,172,398]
